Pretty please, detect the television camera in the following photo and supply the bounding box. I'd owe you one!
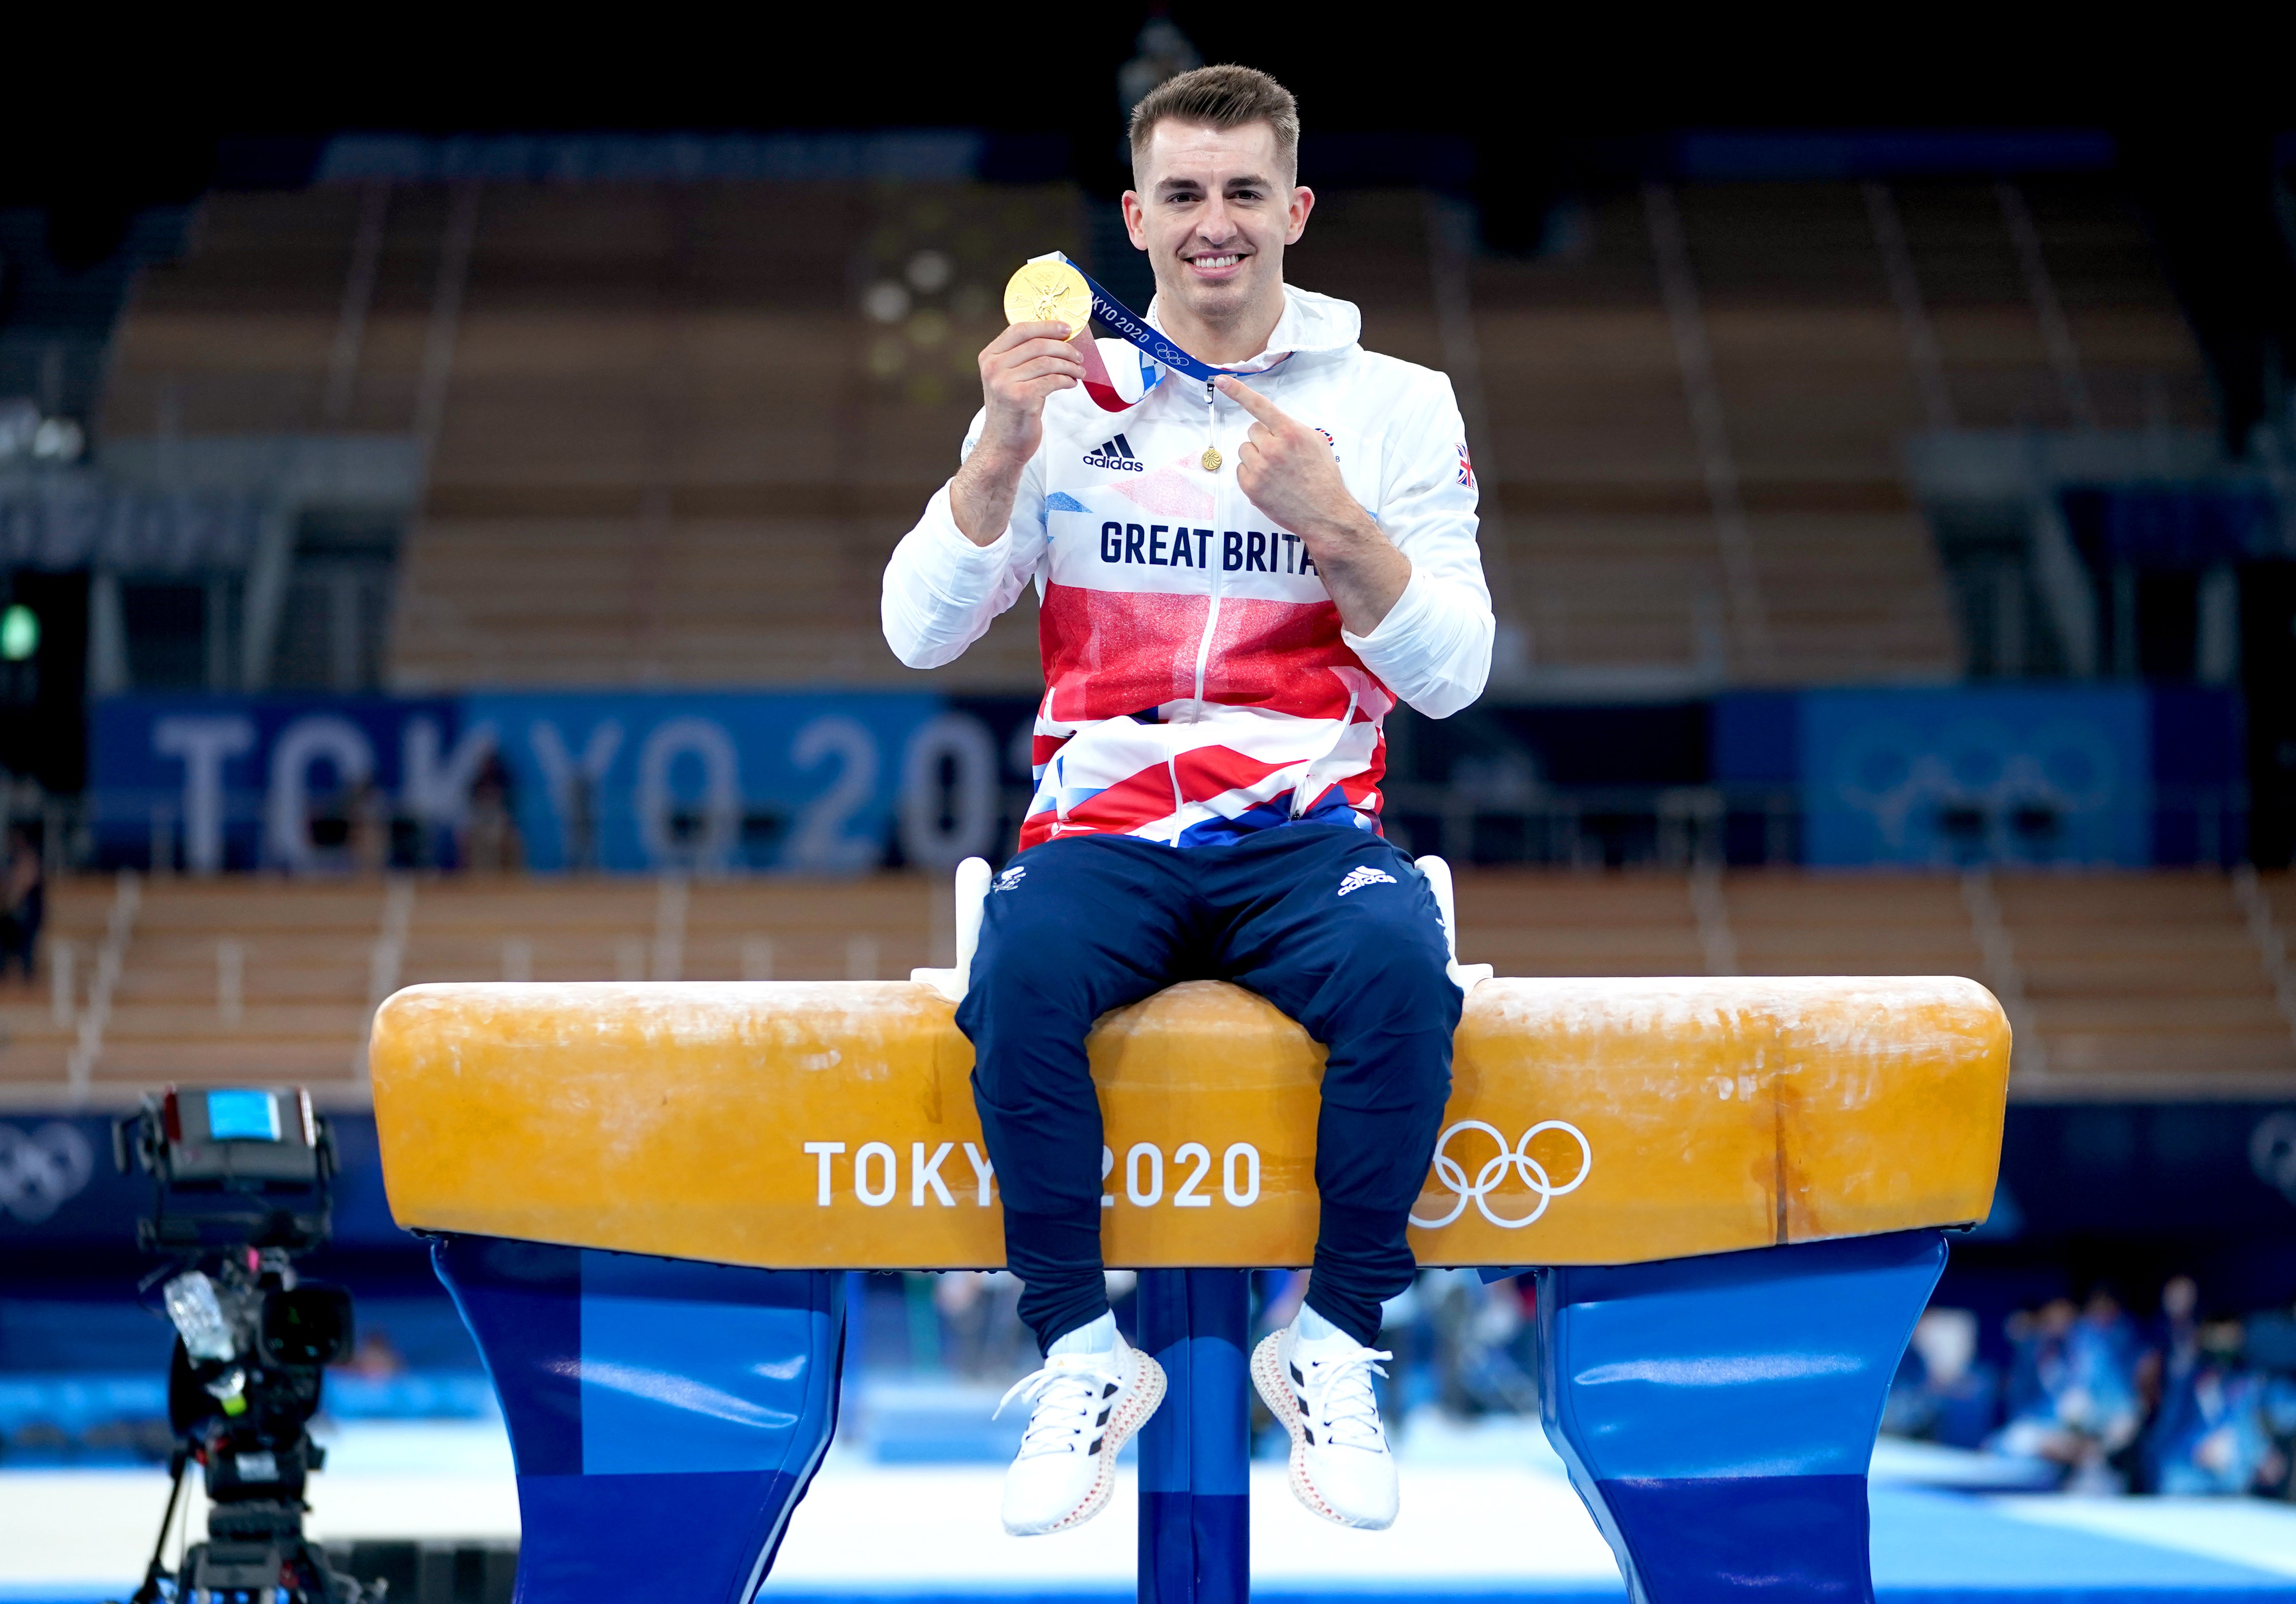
[110,1086,376,1604]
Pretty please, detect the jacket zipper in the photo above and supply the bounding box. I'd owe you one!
[1168,379,1223,829]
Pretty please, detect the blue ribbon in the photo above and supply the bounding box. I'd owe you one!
[1055,253,1245,390]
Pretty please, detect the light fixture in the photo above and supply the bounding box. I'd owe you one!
[1,604,39,662]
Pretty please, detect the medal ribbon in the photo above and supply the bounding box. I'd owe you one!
[1038,252,1260,415]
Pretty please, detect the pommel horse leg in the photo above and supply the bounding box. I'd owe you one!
[1534,1229,1948,1604]
[430,1234,844,1602]
[1136,1269,1251,1604]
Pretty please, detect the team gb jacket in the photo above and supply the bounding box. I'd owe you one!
[882,283,1494,851]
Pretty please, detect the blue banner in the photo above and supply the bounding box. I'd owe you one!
[92,691,1026,875]
[92,685,2236,875]
[1796,687,2152,868]
[466,691,946,872]
[91,695,462,874]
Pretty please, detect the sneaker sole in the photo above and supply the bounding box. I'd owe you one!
[1249,1332,1394,1530]
[1004,1349,1168,1537]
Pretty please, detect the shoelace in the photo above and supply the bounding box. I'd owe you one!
[995,1354,1125,1461]
[1297,1344,1392,1451]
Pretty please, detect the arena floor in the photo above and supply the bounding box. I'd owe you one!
[6,1418,2296,1603]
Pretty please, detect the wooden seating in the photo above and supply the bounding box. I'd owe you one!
[1726,872,1987,976]
[1994,872,2296,1089]
[0,880,113,1093]
[93,881,382,1091]
[13,867,2295,1103]
[99,170,2217,694]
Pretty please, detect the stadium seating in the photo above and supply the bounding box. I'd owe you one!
[52,164,2256,1106]
[97,171,2215,695]
[1993,874,2296,1090]
[0,880,113,1092]
[8,868,2288,1102]
[96,880,377,1089]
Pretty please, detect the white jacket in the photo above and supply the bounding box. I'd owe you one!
[883,284,1493,850]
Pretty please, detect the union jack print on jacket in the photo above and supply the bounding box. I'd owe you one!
[883,285,1494,851]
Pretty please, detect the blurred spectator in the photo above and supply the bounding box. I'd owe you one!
[2133,1275,2200,1435]
[334,1328,408,1380]
[565,768,599,873]
[2145,1320,2292,1495]
[1992,1293,2142,1491]
[461,752,524,875]
[1258,1268,1310,1338]
[347,778,391,876]
[1117,18,1202,119]
[0,825,41,980]
[1424,1269,1537,1417]
[1885,1308,2000,1449]
[1374,1275,1426,1429]
[933,1271,1029,1381]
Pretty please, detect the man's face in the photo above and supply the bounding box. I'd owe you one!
[1123,120,1312,327]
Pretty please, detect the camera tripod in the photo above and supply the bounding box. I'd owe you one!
[123,1433,377,1604]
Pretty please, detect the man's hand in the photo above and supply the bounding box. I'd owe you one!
[1220,376,1410,634]
[951,322,1082,546]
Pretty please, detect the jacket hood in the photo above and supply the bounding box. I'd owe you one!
[1144,283,1362,373]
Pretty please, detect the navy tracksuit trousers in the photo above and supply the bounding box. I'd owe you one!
[954,824,1460,1351]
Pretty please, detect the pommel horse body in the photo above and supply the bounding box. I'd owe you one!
[370,861,2010,1604]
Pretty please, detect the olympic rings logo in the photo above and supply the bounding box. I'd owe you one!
[0,1121,95,1225]
[1409,1119,1592,1231]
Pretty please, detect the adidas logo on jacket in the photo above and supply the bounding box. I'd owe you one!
[1082,435,1144,471]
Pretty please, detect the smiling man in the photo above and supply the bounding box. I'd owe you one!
[882,65,1493,1536]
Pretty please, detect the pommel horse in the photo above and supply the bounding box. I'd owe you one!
[370,859,2010,1604]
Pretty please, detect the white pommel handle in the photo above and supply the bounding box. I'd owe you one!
[913,856,994,1004]
[1416,855,1493,995]
[952,856,992,992]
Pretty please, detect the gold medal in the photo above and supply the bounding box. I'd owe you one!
[1003,259,1091,340]
[1201,447,1222,472]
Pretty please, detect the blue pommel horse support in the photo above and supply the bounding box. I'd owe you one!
[370,857,2012,1604]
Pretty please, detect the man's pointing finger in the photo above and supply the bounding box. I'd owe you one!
[1215,375,1288,426]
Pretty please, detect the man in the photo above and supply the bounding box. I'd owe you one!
[881,65,1492,1535]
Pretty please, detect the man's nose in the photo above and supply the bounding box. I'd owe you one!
[1195,197,1239,243]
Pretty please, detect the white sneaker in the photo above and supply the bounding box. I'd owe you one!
[1251,1318,1399,1529]
[995,1330,1166,1535]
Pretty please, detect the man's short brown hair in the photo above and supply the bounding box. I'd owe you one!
[1128,65,1300,181]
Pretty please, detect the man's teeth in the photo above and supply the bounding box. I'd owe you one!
[1191,254,1241,269]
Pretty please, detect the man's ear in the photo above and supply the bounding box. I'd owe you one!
[1285,186,1316,246]
[1121,191,1149,251]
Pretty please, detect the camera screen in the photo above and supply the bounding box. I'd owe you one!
[206,1089,282,1142]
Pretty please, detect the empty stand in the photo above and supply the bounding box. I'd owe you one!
[1989,873,2296,1093]
[1888,179,2216,433]
[395,875,938,988]
[0,880,114,1096]
[389,181,1069,690]
[1727,872,1989,977]
[93,880,382,1093]
[97,169,2218,695]
[1468,185,1963,685]
[8,868,2290,1105]
[1449,869,1709,977]
[103,186,459,439]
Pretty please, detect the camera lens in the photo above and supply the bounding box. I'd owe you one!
[259,1284,354,1367]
